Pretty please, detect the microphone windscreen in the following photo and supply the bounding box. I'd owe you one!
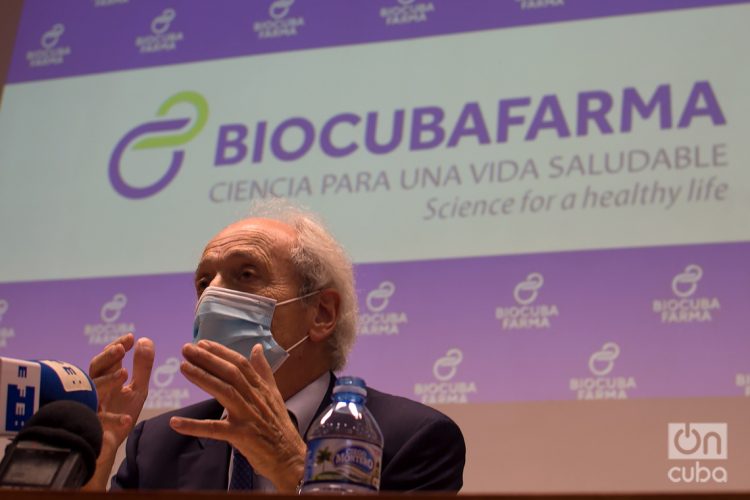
[15,400,103,483]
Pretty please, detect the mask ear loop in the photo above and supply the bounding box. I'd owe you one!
[285,334,309,354]
[276,289,320,353]
[276,289,321,307]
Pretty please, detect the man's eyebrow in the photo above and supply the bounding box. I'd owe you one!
[199,247,271,272]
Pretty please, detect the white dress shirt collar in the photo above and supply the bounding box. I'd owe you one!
[286,371,332,436]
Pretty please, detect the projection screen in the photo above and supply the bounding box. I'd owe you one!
[0,0,748,493]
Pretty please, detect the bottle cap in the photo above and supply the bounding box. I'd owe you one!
[333,376,367,396]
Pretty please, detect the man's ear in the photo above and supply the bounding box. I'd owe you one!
[308,288,340,343]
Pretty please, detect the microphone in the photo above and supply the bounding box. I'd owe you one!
[0,400,103,489]
[0,357,98,435]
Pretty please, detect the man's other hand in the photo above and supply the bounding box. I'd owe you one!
[169,341,306,493]
[90,335,155,448]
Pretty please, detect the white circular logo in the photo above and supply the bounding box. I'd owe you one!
[0,299,8,321]
[588,342,620,376]
[433,348,463,382]
[100,293,128,323]
[151,8,176,35]
[40,23,65,49]
[269,0,294,20]
[672,264,702,298]
[366,281,396,313]
[513,272,543,305]
[152,357,180,388]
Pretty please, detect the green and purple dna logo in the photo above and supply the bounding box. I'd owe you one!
[109,91,208,199]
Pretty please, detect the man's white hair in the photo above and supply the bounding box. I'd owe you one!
[248,199,357,371]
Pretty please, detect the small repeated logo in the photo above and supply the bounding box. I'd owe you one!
[40,25,64,50]
[94,0,129,7]
[736,373,750,397]
[652,264,720,324]
[667,423,728,483]
[145,357,189,409]
[0,299,15,349]
[588,341,618,376]
[357,281,408,336]
[100,293,127,323]
[367,281,394,312]
[380,0,435,26]
[26,23,71,68]
[569,342,636,400]
[515,0,565,10]
[513,272,542,305]
[413,348,477,404]
[109,91,208,199]
[254,0,305,39]
[135,8,184,53]
[433,348,462,381]
[83,293,136,345]
[672,264,702,297]
[495,272,559,330]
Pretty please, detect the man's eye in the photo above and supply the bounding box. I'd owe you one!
[196,277,209,291]
[239,269,254,281]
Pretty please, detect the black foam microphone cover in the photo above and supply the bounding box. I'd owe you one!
[14,400,103,484]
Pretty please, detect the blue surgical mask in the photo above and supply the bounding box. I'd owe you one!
[193,286,317,372]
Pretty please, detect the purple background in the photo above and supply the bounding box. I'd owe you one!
[0,241,747,405]
[8,0,750,83]
[2,0,748,407]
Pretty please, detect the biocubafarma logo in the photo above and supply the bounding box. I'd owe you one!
[109,91,208,199]
[569,342,636,400]
[357,281,409,336]
[495,272,559,330]
[83,293,135,345]
[109,81,726,201]
[652,264,720,324]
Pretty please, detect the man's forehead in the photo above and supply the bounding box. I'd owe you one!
[201,217,296,257]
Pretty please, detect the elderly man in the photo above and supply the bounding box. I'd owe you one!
[86,202,465,492]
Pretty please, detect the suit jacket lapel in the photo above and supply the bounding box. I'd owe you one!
[177,400,230,490]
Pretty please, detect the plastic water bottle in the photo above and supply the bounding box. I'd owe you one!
[300,376,384,494]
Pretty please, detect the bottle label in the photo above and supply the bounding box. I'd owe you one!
[303,437,382,490]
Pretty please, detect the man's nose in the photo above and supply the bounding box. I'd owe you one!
[209,274,227,289]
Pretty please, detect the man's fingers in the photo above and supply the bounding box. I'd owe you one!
[246,344,289,421]
[182,343,281,426]
[169,416,231,441]
[99,411,132,429]
[93,368,128,397]
[183,342,274,418]
[248,344,275,385]
[105,333,135,352]
[195,342,286,422]
[89,343,127,378]
[98,412,134,454]
[129,338,155,392]
[183,342,259,393]
[179,360,258,418]
[89,333,135,377]
[198,340,264,388]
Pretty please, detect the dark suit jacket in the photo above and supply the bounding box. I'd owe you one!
[111,378,465,492]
